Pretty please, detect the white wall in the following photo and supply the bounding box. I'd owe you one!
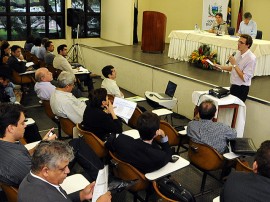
[101,0,135,45]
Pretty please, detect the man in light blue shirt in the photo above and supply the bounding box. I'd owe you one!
[238,12,257,39]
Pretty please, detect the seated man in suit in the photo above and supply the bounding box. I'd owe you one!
[7,45,28,74]
[221,140,270,201]
[50,71,86,124]
[53,44,94,92]
[187,99,237,154]
[101,65,124,98]
[0,103,104,187]
[18,140,111,202]
[105,111,173,174]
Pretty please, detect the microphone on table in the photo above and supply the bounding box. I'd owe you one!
[226,52,236,64]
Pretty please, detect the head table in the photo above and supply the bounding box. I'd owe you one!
[168,30,270,76]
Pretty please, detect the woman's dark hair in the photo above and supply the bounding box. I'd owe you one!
[89,88,107,108]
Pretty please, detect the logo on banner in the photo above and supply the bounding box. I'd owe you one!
[208,4,222,17]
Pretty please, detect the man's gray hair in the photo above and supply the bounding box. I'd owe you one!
[31,140,74,173]
[35,67,46,82]
[57,71,75,88]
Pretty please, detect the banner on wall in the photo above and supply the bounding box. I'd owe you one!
[202,0,229,30]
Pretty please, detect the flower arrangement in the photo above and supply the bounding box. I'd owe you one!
[189,44,219,69]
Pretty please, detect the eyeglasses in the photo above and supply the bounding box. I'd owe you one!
[238,40,245,44]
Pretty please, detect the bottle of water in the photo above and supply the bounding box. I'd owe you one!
[194,24,198,32]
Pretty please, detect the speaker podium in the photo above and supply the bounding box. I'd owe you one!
[141,11,167,53]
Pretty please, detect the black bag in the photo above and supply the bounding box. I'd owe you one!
[156,177,195,202]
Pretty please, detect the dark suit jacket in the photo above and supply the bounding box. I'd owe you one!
[18,173,80,202]
[220,171,270,202]
[105,133,172,173]
[7,55,26,73]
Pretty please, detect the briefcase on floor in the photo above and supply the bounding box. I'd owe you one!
[230,138,257,155]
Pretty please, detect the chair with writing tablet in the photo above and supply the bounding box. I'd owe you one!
[76,123,108,159]
[109,151,151,202]
[188,140,225,195]
[155,120,189,154]
[128,107,143,129]
[0,183,18,202]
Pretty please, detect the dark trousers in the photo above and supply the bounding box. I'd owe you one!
[230,84,249,102]
[76,74,94,91]
[68,138,104,181]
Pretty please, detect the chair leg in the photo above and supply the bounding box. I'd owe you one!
[200,172,207,193]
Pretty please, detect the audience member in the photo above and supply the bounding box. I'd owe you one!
[30,37,42,57]
[82,88,122,141]
[7,45,27,73]
[105,112,173,173]
[0,41,12,78]
[237,12,257,38]
[214,34,256,102]
[209,12,228,35]
[34,67,82,100]
[101,65,124,98]
[221,140,270,202]
[34,67,56,100]
[0,41,11,65]
[0,103,55,186]
[53,44,94,92]
[44,40,55,66]
[0,75,21,103]
[37,37,49,60]
[0,103,104,187]
[18,140,111,202]
[24,35,35,52]
[187,100,237,154]
[50,71,86,124]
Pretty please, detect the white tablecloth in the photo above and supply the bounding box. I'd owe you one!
[192,91,246,138]
[168,30,270,76]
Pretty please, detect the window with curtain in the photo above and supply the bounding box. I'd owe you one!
[71,0,101,38]
[0,0,65,41]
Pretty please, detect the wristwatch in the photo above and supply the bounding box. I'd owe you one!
[233,64,237,68]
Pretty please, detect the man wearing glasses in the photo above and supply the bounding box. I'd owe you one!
[214,34,256,102]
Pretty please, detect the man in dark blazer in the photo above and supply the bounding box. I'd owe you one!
[221,140,270,202]
[105,111,173,174]
[7,45,27,73]
[18,140,111,202]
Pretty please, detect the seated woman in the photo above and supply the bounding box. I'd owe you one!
[81,88,123,141]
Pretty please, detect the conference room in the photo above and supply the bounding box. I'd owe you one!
[1,0,270,201]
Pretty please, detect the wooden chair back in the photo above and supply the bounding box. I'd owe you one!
[109,151,149,192]
[159,120,179,146]
[188,140,224,171]
[0,184,18,202]
[46,64,62,80]
[128,107,143,129]
[235,158,253,172]
[152,181,177,202]
[58,117,75,137]
[76,123,108,158]
[41,100,56,121]
[11,70,35,85]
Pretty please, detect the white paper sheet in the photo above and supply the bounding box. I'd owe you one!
[113,97,137,123]
[92,165,108,202]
